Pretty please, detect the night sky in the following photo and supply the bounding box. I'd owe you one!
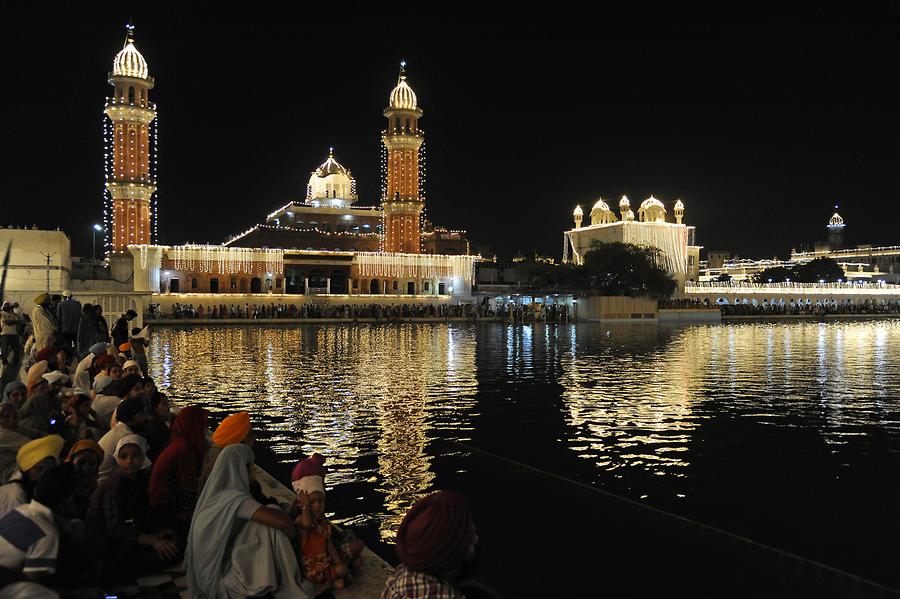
[5,6,899,261]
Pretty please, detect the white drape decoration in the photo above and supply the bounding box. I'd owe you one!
[620,222,688,274]
[569,222,688,274]
[168,245,284,275]
[354,252,477,283]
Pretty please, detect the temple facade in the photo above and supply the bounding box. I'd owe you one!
[95,31,477,301]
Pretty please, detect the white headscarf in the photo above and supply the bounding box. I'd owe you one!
[185,443,255,598]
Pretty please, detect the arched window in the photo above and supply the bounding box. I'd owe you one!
[128,87,135,104]
[336,225,346,233]
[395,118,401,132]
[191,277,198,290]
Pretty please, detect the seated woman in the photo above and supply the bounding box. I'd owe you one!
[3,382,28,410]
[85,434,179,580]
[93,374,142,432]
[62,391,102,445]
[0,402,45,484]
[59,439,103,522]
[142,391,172,462]
[185,443,313,599]
[148,405,208,536]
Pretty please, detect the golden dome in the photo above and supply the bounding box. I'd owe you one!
[674,199,685,211]
[112,25,149,80]
[829,212,845,227]
[389,62,418,110]
[573,205,583,216]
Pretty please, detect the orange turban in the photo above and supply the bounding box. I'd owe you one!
[119,342,132,352]
[66,439,104,462]
[26,361,50,393]
[212,412,251,447]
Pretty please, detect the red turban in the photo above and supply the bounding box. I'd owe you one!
[291,453,326,495]
[93,353,115,373]
[396,490,476,576]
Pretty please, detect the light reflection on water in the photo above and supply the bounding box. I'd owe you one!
[148,320,900,542]
[149,325,478,540]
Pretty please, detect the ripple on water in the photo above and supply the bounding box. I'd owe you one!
[148,320,900,543]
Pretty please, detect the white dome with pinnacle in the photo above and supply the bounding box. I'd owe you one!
[112,26,149,80]
[389,63,418,110]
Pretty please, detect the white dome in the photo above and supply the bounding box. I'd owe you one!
[389,64,418,110]
[639,196,666,211]
[829,212,845,227]
[573,205,583,216]
[674,199,685,210]
[592,198,610,212]
[638,196,667,223]
[112,27,149,79]
[619,195,630,207]
[307,149,356,205]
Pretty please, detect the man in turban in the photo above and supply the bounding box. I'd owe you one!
[0,462,76,582]
[198,412,255,495]
[0,435,64,519]
[381,490,479,599]
[31,294,58,354]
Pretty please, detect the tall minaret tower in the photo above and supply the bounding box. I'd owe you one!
[104,25,157,253]
[381,62,424,254]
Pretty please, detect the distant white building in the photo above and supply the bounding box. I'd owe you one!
[564,196,702,289]
[0,227,70,310]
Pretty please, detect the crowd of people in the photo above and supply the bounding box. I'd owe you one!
[149,301,480,321]
[659,297,900,317]
[717,299,900,316]
[148,299,571,324]
[0,292,492,598]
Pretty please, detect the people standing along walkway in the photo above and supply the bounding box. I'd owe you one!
[56,292,81,350]
[111,310,137,349]
[30,295,58,354]
[1,302,22,387]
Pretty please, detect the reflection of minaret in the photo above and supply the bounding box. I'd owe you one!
[827,206,846,250]
[104,24,157,253]
[381,62,424,254]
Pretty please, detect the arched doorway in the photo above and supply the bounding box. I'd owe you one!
[330,270,347,294]
[369,279,380,294]
[251,278,262,293]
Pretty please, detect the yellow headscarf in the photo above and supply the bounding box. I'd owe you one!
[16,434,65,472]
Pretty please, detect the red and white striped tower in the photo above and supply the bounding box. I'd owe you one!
[104,24,157,253]
[381,62,424,254]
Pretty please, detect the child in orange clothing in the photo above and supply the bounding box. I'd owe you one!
[291,453,364,594]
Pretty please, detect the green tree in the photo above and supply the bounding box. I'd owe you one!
[793,257,844,283]
[581,242,676,298]
[752,266,793,283]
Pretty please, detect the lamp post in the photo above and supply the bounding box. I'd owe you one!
[92,224,102,260]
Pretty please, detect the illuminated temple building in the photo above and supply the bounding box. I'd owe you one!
[564,196,702,288]
[100,29,476,301]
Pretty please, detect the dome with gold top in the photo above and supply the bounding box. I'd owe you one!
[307,148,357,206]
[389,63,418,110]
[112,25,149,80]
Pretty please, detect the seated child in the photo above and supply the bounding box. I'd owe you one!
[291,453,364,593]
